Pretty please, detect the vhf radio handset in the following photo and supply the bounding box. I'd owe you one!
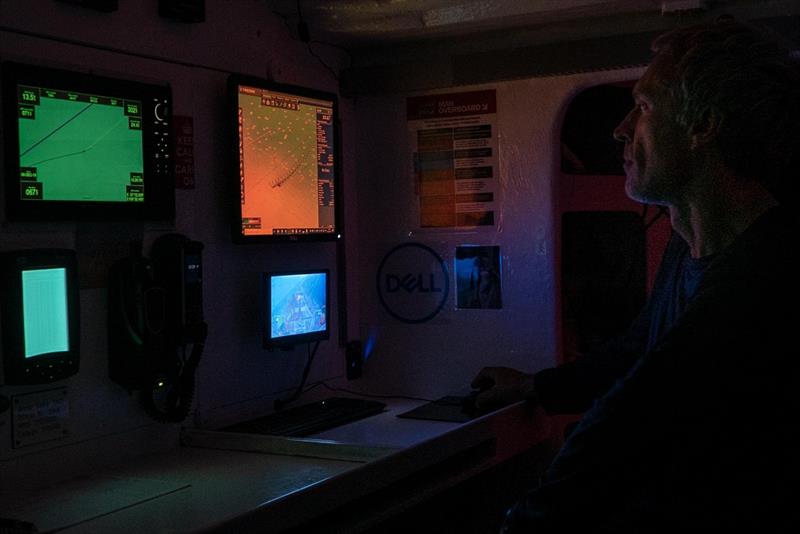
[108,233,207,422]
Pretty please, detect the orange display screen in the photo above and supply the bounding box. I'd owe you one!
[236,82,336,239]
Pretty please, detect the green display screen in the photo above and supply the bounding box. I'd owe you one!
[17,85,145,203]
[22,267,70,358]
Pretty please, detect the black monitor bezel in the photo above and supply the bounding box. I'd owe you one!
[262,268,331,349]
[1,248,80,384]
[228,74,342,244]
[1,61,175,221]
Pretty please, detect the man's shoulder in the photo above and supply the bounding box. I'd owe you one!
[718,206,797,268]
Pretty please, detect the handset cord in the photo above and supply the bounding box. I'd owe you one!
[141,323,207,423]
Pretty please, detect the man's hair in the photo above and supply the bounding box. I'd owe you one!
[652,20,800,202]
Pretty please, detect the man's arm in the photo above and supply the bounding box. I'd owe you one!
[473,232,687,414]
[472,304,651,414]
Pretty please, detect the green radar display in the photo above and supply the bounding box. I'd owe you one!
[17,85,145,203]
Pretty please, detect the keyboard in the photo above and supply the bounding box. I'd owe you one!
[219,397,387,437]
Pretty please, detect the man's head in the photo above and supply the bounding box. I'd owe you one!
[614,52,692,204]
[615,20,800,204]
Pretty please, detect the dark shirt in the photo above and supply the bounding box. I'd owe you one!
[532,232,696,414]
[647,241,713,352]
[507,207,799,532]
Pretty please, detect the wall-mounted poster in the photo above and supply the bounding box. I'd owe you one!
[455,245,502,309]
[408,90,498,228]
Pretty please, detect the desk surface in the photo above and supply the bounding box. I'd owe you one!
[1,399,548,533]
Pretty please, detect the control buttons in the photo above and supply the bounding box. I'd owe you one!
[154,101,169,122]
[151,97,172,177]
[23,359,75,381]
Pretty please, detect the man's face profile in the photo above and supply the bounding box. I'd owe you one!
[614,54,692,206]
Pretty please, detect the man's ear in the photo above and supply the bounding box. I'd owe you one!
[689,108,721,150]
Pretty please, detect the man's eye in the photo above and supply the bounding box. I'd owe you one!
[638,102,649,112]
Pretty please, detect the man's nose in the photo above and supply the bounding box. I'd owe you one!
[614,110,633,142]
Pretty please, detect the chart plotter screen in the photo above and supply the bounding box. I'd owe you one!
[235,82,336,238]
[16,84,144,203]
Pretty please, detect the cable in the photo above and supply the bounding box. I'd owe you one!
[307,381,436,403]
[273,341,438,410]
[296,0,310,43]
[141,336,205,423]
[272,3,352,85]
[307,42,340,82]
[273,341,320,410]
[0,25,231,74]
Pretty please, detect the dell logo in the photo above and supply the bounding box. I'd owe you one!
[385,273,444,294]
[377,243,449,324]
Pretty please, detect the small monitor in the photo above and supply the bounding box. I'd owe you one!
[1,249,80,384]
[262,270,329,349]
[228,74,340,242]
[2,61,174,220]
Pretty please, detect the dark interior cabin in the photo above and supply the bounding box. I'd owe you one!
[1,1,798,532]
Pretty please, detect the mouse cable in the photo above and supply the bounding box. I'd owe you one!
[274,341,320,410]
[307,381,436,404]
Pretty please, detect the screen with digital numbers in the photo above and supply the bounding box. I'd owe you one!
[16,85,144,203]
[2,61,175,220]
[228,74,340,242]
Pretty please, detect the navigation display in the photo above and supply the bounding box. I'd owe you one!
[17,85,144,203]
[229,75,339,242]
[2,61,174,220]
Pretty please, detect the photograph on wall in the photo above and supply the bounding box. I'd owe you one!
[455,245,502,309]
[407,90,498,228]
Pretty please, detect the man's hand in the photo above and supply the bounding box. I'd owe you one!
[470,366,536,411]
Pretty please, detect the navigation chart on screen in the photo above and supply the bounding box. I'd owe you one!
[17,86,144,203]
[238,86,334,236]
